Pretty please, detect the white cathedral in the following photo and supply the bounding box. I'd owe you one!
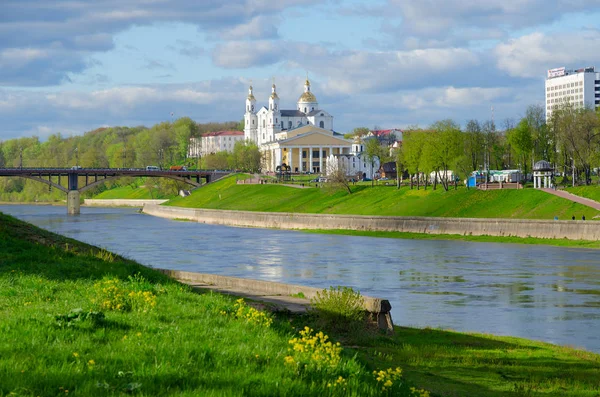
[244,79,334,146]
[242,79,378,178]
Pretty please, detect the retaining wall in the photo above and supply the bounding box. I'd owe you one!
[143,204,600,241]
[84,199,168,207]
[156,269,393,331]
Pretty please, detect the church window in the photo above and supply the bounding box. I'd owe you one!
[263,120,266,128]
[263,134,265,140]
[288,121,292,129]
[311,107,314,111]
[304,107,307,113]
[276,118,278,123]
[320,113,324,116]
[281,121,284,128]
[319,121,324,128]
[252,120,255,125]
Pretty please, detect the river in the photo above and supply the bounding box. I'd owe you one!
[2,204,600,352]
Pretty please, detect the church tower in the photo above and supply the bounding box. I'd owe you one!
[244,84,258,143]
[266,83,281,142]
[297,78,318,114]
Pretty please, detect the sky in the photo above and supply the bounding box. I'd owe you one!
[1,0,600,141]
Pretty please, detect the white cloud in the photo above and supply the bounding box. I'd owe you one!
[212,40,282,68]
[220,15,280,40]
[380,0,600,49]
[494,30,600,78]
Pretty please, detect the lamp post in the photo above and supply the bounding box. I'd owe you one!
[75,146,79,166]
[19,147,23,169]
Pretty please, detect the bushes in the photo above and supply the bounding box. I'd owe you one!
[310,286,366,332]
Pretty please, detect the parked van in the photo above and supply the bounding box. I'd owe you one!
[145,166,160,171]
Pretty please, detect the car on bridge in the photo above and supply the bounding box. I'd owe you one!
[145,166,160,171]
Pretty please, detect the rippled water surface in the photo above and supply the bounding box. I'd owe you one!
[3,205,600,352]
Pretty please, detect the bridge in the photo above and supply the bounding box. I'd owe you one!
[0,167,230,214]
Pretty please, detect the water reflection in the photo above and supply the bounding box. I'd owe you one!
[1,205,600,352]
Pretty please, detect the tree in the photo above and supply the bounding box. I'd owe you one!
[0,142,6,168]
[420,120,463,191]
[231,140,261,173]
[507,119,533,178]
[464,120,484,172]
[553,105,600,185]
[401,130,425,189]
[327,162,353,194]
[364,137,384,186]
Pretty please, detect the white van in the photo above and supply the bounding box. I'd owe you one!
[145,166,160,171]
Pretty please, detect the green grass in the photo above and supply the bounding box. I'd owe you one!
[166,175,600,220]
[302,229,600,249]
[565,185,600,203]
[2,212,600,396]
[0,212,408,397]
[359,326,600,397]
[93,184,173,200]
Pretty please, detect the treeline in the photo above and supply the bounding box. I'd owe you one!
[0,118,240,202]
[388,104,599,191]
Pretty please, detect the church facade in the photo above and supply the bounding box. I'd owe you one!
[244,79,352,173]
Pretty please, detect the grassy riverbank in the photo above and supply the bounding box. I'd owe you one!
[303,229,600,249]
[93,183,174,200]
[2,212,600,396]
[166,175,600,220]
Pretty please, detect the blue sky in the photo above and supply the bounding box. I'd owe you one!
[1,0,600,140]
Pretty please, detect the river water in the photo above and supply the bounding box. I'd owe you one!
[2,204,600,352]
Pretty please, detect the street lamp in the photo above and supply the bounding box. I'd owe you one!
[75,146,79,166]
[19,147,23,169]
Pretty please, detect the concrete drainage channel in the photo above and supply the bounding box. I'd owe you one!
[156,269,394,333]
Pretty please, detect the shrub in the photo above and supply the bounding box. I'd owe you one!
[310,286,366,332]
[91,277,157,312]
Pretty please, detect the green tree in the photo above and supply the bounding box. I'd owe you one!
[401,130,425,189]
[507,119,533,178]
[364,137,384,186]
[464,119,484,172]
[426,120,463,191]
[231,140,261,173]
[344,127,370,140]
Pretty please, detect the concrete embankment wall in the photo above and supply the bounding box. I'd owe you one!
[143,204,600,241]
[84,199,168,207]
[156,269,393,331]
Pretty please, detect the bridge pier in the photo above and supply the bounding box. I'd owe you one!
[67,190,81,215]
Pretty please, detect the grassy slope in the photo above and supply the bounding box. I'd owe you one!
[167,175,600,220]
[93,184,172,200]
[2,212,599,396]
[0,212,388,397]
[565,185,600,203]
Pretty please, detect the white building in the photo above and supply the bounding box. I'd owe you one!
[545,66,600,122]
[188,130,245,158]
[243,79,352,173]
[326,138,380,180]
[244,79,334,147]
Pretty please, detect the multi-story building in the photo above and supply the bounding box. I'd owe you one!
[545,66,600,122]
[188,130,245,158]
